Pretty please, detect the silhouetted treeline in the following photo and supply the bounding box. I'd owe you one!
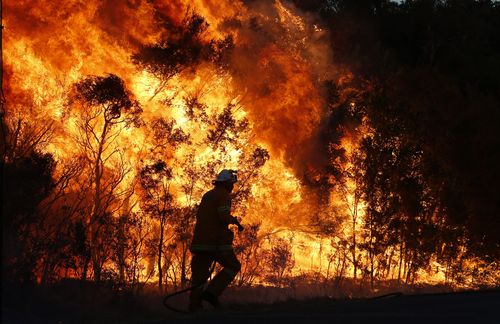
[306,0,500,283]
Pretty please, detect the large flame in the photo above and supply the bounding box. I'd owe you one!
[4,0,330,276]
[4,0,490,288]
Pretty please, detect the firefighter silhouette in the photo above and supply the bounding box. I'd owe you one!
[189,169,243,311]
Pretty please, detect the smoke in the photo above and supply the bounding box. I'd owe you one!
[219,0,337,181]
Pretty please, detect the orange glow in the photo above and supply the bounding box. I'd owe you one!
[3,0,497,289]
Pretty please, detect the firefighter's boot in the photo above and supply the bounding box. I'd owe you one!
[201,291,220,309]
[188,287,203,312]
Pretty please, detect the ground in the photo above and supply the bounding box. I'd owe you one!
[161,290,500,324]
[2,284,499,323]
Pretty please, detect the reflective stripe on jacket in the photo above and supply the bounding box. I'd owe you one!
[190,244,233,252]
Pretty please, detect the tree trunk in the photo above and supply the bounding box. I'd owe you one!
[326,256,333,281]
[90,119,109,283]
[336,252,347,288]
[386,248,394,279]
[368,211,375,290]
[398,241,404,283]
[117,216,126,285]
[158,219,164,292]
[352,196,358,280]
[405,255,413,284]
[352,219,357,280]
[180,243,188,287]
[369,239,375,291]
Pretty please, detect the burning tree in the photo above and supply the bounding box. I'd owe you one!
[2,151,56,283]
[138,160,174,291]
[265,237,295,287]
[132,12,233,100]
[71,74,141,282]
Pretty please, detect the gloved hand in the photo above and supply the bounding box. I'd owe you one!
[236,222,244,232]
[231,216,244,232]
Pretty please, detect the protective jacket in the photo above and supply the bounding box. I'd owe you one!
[190,186,235,252]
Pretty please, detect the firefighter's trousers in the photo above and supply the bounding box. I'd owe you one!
[189,249,241,306]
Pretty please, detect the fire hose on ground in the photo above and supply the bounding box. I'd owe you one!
[162,261,216,314]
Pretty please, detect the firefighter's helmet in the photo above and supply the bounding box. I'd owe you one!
[213,169,238,184]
